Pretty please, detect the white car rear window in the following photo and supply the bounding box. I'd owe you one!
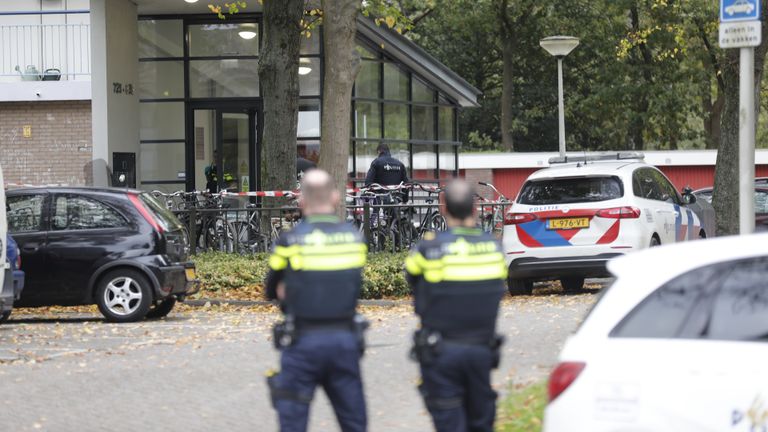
[518,176,623,205]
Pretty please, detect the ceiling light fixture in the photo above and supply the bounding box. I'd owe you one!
[298,58,312,75]
[184,0,199,3]
[238,23,257,40]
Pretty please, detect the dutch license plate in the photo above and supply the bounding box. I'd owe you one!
[185,268,197,281]
[547,217,589,230]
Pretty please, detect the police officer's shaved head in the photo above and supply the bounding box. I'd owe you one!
[300,169,339,215]
[376,143,389,154]
[444,179,475,222]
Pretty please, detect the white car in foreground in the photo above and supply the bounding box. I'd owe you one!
[544,234,768,432]
[503,153,705,295]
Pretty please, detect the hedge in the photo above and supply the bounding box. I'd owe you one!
[193,251,411,300]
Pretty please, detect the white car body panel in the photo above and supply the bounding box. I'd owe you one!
[502,160,703,281]
[544,234,768,432]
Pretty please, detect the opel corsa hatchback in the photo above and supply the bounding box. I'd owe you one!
[502,153,704,295]
[6,187,198,322]
[544,234,768,432]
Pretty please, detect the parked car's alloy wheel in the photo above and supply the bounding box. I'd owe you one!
[96,270,152,323]
[146,297,177,319]
[507,277,533,296]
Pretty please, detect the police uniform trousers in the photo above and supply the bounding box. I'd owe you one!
[419,342,497,432]
[270,329,366,432]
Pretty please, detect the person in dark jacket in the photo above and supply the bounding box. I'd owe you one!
[365,144,409,202]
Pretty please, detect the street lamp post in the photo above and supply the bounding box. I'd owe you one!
[540,36,579,157]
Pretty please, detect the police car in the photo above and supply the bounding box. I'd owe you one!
[544,233,768,432]
[502,153,704,295]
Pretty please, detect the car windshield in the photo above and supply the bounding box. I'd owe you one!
[139,192,184,232]
[517,176,623,205]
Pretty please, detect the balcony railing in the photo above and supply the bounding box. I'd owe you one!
[0,23,90,82]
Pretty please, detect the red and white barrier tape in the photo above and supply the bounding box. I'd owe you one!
[220,190,300,197]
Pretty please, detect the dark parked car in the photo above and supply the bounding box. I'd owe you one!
[1,234,24,323]
[693,186,768,231]
[6,187,199,322]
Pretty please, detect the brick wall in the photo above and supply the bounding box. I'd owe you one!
[0,101,92,186]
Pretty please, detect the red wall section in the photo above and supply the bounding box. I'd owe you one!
[492,168,540,200]
[469,165,768,201]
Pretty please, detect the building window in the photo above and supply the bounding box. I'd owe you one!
[438,105,455,142]
[383,63,408,101]
[354,102,381,139]
[355,60,380,99]
[139,102,185,141]
[188,23,259,57]
[139,61,184,99]
[383,103,408,140]
[189,59,260,98]
[412,78,435,103]
[138,20,183,58]
[299,57,321,96]
[298,99,321,138]
[411,105,435,141]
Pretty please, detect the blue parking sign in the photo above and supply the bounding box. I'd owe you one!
[721,0,761,22]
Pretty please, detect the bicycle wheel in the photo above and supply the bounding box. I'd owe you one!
[397,216,415,250]
[429,213,446,232]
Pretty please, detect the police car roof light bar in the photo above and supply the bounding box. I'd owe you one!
[548,152,645,165]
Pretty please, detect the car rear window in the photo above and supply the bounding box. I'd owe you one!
[139,193,184,232]
[517,176,623,205]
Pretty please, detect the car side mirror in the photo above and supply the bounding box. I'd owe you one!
[682,193,696,205]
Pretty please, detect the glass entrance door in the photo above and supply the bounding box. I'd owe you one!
[191,107,258,193]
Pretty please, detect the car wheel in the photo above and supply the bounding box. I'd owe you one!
[561,277,585,293]
[0,311,10,323]
[96,269,153,323]
[699,230,706,239]
[146,297,177,319]
[507,277,533,296]
[650,236,661,247]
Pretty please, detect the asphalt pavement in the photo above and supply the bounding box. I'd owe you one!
[0,292,597,432]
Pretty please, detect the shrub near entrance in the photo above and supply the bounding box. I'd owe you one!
[194,252,410,300]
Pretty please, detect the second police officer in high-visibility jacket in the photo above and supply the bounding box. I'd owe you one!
[405,180,507,432]
[265,169,369,432]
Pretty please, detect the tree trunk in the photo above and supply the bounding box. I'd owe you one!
[259,0,303,207]
[319,0,361,218]
[500,36,515,152]
[701,75,724,150]
[712,1,768,235]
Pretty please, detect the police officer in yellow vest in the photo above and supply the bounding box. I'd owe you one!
[265,169,369,432]
[405,180,507,432]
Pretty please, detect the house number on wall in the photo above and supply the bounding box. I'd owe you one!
[112,82,134,95]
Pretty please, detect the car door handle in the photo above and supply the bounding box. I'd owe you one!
[21,245,39,253]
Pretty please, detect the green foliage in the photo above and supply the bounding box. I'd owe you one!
[495,382,547,432]
[193,251,410,300]
[195,252,270,295]
[362,252,410,298]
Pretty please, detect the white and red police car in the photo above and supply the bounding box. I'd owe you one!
[544,233,768,432]
[502,153,705,295]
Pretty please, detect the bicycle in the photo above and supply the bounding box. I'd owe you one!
[477,181,510,236]
[410,183,446,242]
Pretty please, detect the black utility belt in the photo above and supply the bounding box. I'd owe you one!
[411,329,505,368]
[272,315,370,353]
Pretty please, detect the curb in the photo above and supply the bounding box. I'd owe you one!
[184,299,410,307]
